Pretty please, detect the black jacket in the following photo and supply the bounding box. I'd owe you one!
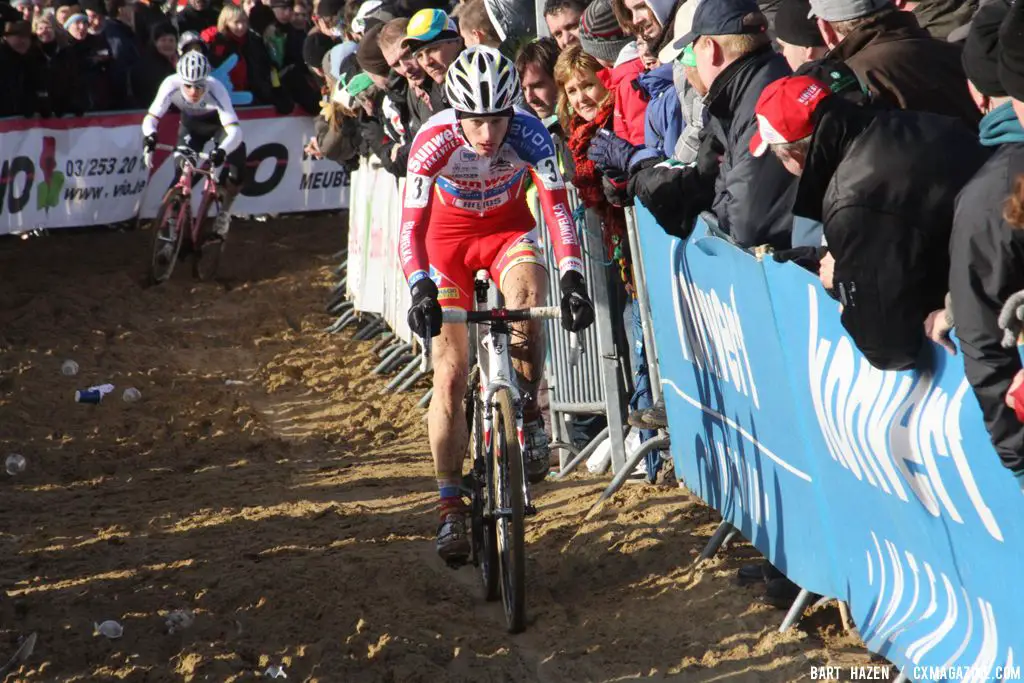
[631,46,795,249]
[949,138,1024,474]
[130,45,175,107]
[0,42,50,118]
[174,5,218,34]
[51,34,118,114]
[793,97,990,370]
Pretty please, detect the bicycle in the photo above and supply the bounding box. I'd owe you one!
[144,143,226,284]
[421,273,578,633]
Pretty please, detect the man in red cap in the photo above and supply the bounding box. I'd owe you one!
[751,74,988,371]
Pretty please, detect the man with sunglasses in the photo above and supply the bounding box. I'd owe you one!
[141,50,246,246]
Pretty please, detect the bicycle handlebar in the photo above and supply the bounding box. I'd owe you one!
[143,143,212,170]
[419,306,580,372]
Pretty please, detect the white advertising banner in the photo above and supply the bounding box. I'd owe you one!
[0,108,349,236]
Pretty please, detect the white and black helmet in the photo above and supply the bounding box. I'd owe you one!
[445,46,519,116]
[177,50,211,85]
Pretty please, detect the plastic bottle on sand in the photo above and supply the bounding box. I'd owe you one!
[61,360,79,376]
[122,388,142,403]
[6,454,26,475]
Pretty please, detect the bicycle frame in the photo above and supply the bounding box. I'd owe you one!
[174,156,220,247]
[476,309,535,516]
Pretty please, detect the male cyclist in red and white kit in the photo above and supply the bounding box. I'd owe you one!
[401,46,595,563]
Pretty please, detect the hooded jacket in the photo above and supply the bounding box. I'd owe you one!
[949,102,1024,475]
[827,9,980,128]
[604,52,648,146]
[793,97,990,370]
[638,62,683,158]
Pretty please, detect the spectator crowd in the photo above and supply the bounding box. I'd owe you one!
[7,0,1024,605]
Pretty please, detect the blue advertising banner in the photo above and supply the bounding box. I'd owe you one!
[636,207,1024,681]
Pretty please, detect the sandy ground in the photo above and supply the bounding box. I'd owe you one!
[0,217,892,682]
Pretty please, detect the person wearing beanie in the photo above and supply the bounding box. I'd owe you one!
[130,20,179,106]
[774,0,826,69]
[356,21,390,85]
[947,0,1024,490]
[401,8,463,88]
[303,29,339,75]
[0,19,50,117]
[578,0,647,144]
[313,0,346,38]
[55,1,81,30]
[809,0,980,127]
[81,0,137,99]
[51,8,119,112]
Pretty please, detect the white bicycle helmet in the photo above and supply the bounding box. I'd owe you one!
[445,46,519,116]
[177,50,211,85]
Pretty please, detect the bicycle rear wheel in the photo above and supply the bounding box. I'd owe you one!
[192,193,224,281]
[467,371,499,602]
[491,388,526,632]
[150,189,188,284]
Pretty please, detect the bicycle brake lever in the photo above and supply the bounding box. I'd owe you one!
[569,332,583,368]
[420,333,432,373]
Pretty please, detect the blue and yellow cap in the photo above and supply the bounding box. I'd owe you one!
[400,8,459,52]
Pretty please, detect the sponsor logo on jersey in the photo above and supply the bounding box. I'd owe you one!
[407,128,458,174]
[552,202,578,247]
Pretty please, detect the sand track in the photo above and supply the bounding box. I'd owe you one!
[0,218,888,682]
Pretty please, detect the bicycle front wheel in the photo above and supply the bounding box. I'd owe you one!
[491,387,526,633]
[192,192,224,282]
[150,189,189,284]
[467,371,499,602]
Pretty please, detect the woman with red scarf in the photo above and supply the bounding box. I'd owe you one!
[201,4,292,112]
[555,44,629,288]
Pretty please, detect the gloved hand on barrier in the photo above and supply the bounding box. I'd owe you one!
[143,134,157,152]
[408,278,443,339]
[559,271,595,333]
[209,147,227,167]
[587,130,645,175]
[997,289,1024,348]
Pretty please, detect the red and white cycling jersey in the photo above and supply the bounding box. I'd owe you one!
[399,107,583,288]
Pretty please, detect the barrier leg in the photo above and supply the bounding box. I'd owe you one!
[553,426,609,480]
[417,387,433,409]
[721,527,739,550]
[373,343,411,374]
[370,332,395,355]
[384,358,420,393]
[583,209,628,474]
[328,299,353,316]
[779,588,814,633]
[699,520,737,561]
[333,259,348,276]
[586,434,672,518]
[331,248,347,259]
[325,313,351,334]
[354,317,384,341]
[396,369,429,393]
[337,310,360,332]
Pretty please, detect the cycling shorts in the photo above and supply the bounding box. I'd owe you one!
[177,114,248,187]
[425,213,547,311]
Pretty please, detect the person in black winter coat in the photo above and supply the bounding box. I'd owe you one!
[52,13,118,113]
[82,0,138,104]
[752,74,990,371]
[0,20,50,117]
[174,0,218,34]
[130,21,177,105]
[132,0,170,54]
[618,0,796,249]
[947,0,1024,485]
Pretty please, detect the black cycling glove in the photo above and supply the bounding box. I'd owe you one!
[143,134,157,151]
[559,271,595,332]
[209,147,227,167]
[408,278,443,339]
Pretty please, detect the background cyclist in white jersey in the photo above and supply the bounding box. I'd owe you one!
[140,50,246,245]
